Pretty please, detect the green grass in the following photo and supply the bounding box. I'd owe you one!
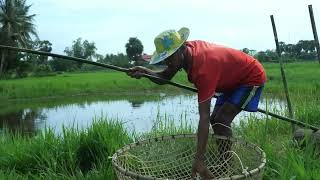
[1,110,319,179]
[0,61,319,179]
[235,116,320,180]
[1,92,320,179]
[0,118,133,179]
[0,62,319,101]
[263,62,320,97]
[0,70,189,101]
[0,113,195,179]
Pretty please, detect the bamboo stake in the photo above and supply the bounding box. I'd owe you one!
[308,5,320,63]
[0,44,318,131]
[270,15,295,132]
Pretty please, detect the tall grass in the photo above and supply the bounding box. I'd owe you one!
[1,109,319,179]
[0,118,132,179]
[235,116,320,179]
[263,62,320,97]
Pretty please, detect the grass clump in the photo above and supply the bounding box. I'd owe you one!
[0,118,133,179]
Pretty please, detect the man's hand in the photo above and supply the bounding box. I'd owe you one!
[126,66,147,79]
[191,159,213,179]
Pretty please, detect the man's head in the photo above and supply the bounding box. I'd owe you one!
[162,45,186,70]
[150,27,189,65]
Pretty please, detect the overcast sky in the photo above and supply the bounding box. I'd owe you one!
[28,0,320,55]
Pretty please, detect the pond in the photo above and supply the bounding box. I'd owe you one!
[0,93,286,135]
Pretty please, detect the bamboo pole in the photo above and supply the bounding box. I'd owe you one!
[0,45,195,92]
[308,4,320,63]
[270,15,295,132]
[0,44,318,131]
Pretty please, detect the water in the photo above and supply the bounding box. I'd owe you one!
[0,94,286,135]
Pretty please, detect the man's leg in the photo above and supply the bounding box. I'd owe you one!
[212,102,241,137]
[210,85,264,175]
[209,105,221,129]
[211,102,241,175]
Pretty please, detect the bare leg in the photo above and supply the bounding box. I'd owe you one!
[211,102,241,175]
[210,105,221,127]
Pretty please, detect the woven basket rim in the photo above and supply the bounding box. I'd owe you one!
[112,133,266,180]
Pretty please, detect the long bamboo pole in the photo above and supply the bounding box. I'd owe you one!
[270,15,296,132]
[0,44,318,131]
[308,5,320,63]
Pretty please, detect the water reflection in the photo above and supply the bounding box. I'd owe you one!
[1,94,286,135]
[128,100,145,108]
[0,109,45,135]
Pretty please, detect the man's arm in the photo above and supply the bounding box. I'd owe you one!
[191,98,213,179]
[195,98,211,160]
[127,66,178,85]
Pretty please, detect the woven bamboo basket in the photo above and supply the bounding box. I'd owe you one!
[112,134,266,180]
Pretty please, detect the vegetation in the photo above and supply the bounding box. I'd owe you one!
[0,69,189,101]
[0,0,317,79]
[263,62,320,97]
[0,1,319,179]
[0,0,38,76]
[0,62,319,101]
[125,37,145,66]
[235,115,320,179]
[0,101,319,179]
[0,119,133,179]
[1,61,318,179]
[243,40,318,62]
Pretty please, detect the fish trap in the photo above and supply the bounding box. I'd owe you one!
[112,134,266,180]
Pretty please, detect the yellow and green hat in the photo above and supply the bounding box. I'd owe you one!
[150,27,189,64]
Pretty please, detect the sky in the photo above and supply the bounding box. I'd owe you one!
[28,0,320,55]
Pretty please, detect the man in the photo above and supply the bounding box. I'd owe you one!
[127,27,266,179]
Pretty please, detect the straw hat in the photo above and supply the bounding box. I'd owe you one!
[150,27,189,64]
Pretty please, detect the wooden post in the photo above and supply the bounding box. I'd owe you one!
[308,5,320,63]
[270,15,295,131]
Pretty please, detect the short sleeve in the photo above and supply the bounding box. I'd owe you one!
[195,73,219,103]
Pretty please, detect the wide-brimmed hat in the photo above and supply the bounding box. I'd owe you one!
[150,27,189,65]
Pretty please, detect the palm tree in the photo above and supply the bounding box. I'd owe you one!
[0,0,38,75]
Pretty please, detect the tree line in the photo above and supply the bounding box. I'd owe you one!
[243,40,318,62]
[0,0,318,79]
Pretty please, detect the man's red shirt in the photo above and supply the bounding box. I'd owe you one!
[186,40,267,103]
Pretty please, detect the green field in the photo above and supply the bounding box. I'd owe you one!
[0,70,189,101]
[1,62,319,101]
[1,61,319,179]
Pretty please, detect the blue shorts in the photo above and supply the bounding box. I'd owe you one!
[215,85,264,112]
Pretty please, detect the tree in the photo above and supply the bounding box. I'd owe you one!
[38,40,52,64]
[64,38,97,69]
[0,0,38,76]
[241,48,256,56]
[99,53,131,68]
[24,40,52,65]
[125,37,143,65]
[241,48,250,54]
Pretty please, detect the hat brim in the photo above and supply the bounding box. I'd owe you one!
[149,27,190,65]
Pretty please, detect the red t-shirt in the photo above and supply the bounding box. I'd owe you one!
[186,40,267,103]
